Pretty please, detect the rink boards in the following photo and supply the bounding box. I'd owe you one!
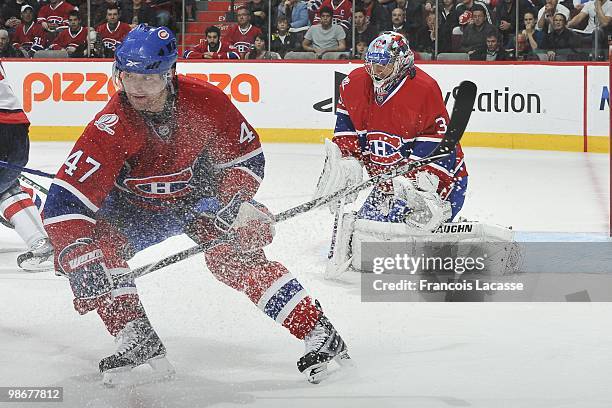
[1,59,609,153]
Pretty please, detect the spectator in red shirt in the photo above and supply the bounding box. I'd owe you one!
[12,4,47,56]
[48,10,88,57]
[37,0,76,32]
[95,5,131,57]
[183,25,240,59]
[225,7,262,57]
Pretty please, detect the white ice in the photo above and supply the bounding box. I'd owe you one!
[0,142,610,408]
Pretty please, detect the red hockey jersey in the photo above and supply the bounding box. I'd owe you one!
[43,76,264,253]
[37,1,76,29]
[11,22,47,51]
[96,22,131,53]
[313,0,352,31]
[0,62,29,125]
[332,66,467,198]
[49,26,87,50]
[183,39,240,59]
[224,24,262,55]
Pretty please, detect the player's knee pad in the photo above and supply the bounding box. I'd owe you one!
[350,220,521,275]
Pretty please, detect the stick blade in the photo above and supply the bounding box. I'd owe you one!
[437,80,477,155]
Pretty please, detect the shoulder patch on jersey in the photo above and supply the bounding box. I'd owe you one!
[94,113,119,135]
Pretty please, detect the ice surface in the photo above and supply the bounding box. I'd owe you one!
[0,143,610,408]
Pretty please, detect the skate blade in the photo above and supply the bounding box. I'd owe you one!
[17,253,54,273]
[17,259,54,273]
[103,356,176,388]
[305,351,353,384]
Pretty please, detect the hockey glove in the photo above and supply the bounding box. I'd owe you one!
[393,172,452,232]
[58,238,116,315]
[313,139,363,213]
[213,193,276,252]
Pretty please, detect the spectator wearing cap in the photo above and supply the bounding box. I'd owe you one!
[461,6,498,53]
[0,28,23,57]
[12,4,47,56]
[1,0,39,31]
[302,5,347,58]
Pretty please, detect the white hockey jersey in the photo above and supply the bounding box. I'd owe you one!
[0,62,29,125]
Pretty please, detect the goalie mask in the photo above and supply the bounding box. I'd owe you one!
[365,32,416,104]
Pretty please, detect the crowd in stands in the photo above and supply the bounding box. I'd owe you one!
[183,0,612,61]
[1,0,610,60]
[0,0,185,57]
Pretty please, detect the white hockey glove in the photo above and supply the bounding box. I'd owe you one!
[313,139,363,213]
[393,172,452,232]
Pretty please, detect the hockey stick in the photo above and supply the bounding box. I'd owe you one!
[19,174,49,195]
[114,81,477,286]
[0,159,55,179]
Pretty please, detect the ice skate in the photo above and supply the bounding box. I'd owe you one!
[297,303,351,384]
[16,237,54,272]
[99,317,175,387]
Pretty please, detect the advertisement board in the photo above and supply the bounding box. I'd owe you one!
[1,60,608,152]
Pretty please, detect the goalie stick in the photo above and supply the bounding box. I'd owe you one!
[113,80,477,286]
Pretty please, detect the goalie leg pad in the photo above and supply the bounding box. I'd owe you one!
[350,220,521,275]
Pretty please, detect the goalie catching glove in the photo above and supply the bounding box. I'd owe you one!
[393,172,452,232]
[313,139,363,213]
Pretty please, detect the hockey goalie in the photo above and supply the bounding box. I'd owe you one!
[313,32,519,278]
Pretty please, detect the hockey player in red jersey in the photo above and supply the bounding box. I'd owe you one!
[313,32,469,276]
[0,62,54,272]
[43,24,349,386]
[183,25,240,59]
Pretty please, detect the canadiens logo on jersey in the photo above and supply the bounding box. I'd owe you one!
[122,168,194,199]
[103,38,120,50]
[367,132,406,165]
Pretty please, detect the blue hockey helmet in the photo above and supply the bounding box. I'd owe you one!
[114,24,177,74]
